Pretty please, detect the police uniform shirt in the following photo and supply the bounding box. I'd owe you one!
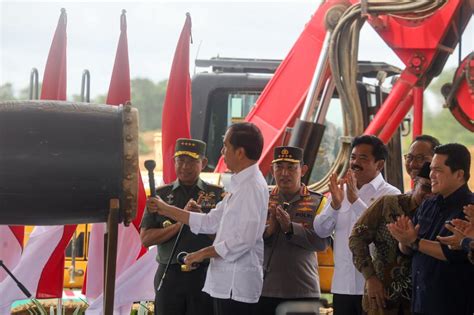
[140,178,224,264]
[262,185,329,298]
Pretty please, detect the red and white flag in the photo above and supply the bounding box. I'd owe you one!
[0,226,75,311]
[0,226,23,282]
[0,10,73,312]
[35,7,76,299]
[161,13,193,183]
[86,247,157,315]
[83,10,147,305]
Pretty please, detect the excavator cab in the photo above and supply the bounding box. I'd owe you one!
[190,57,404,191]
[191,57,279,170]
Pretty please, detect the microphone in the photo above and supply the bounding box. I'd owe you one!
[144,160,156,197]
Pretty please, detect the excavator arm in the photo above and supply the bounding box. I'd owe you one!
[215,0,472,184]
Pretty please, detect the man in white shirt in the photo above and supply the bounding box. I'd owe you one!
[313,135,400,315]
[147,122,269,315]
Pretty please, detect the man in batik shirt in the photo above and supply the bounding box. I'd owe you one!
[349,162,432,315]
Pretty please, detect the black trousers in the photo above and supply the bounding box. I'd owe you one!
[213,297,257,315]
[333,294,365,315]
[257,296,321,315]
[154,263,213,315]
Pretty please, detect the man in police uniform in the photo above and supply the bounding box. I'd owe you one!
[140,138,224,315]
[257,146,330,315]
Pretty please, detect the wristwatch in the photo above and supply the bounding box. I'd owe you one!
[410,237,421,251]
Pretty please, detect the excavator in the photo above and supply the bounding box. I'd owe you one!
[21,0,473,296]
[188,0,473,293]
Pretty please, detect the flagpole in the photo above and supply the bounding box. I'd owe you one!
[57,298,62,315]
[103,200,120,315]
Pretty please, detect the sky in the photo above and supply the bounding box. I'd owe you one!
[1,0,473,104]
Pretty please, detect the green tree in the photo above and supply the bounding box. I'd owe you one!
[0,83,16,100]
[422,66,473,146]
[131,78,167,132]
[426,67,455,108]
[423,109,474,145]
[93,94,107,104]
[88,78,167,132]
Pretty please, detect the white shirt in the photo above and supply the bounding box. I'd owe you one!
[189,163,269,303]
[313,173,400,295]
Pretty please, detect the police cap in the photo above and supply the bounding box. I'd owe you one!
[272,146,303,164]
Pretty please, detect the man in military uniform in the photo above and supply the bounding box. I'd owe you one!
[257,146,330,315]
[140,138,224,315]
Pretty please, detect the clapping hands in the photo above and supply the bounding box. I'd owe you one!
[328,170,359,210]
[386,215,419,246]
[437,204,474,249]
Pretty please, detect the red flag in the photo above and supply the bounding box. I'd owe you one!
[40,8,67,100]
[35,8,75,298]
[161,13,192,183]
[35,225,76,298]
[0,9,72,304]
[106,11,130,106]
[83,10,147,303]
[1,2,68,294]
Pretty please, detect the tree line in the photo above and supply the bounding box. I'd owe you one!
[0,78,167,133]
[1,71,472,147]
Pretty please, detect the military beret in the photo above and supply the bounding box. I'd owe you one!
[174,138,206,159]
[272,146,303,164]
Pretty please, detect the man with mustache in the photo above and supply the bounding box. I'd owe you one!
[314,135,400,315]
[257,146,329,315]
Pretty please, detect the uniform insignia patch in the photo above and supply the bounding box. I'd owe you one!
[199,191,216,209]
[297,202,315,207]
[296,206,313,212]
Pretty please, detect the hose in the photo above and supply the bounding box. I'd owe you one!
[309,0,446,192]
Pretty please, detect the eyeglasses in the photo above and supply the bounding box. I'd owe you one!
[404,154,429,164]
